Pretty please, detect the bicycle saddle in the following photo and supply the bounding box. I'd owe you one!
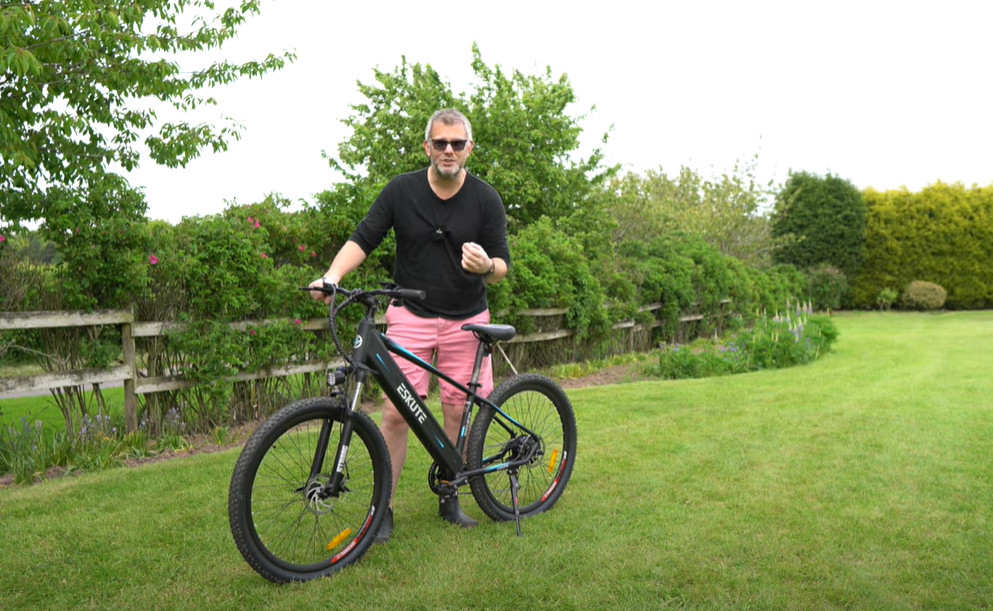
[462,323,516,343]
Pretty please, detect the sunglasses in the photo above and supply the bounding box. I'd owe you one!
[430,139,469,152]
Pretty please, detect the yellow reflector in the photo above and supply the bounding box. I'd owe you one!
[547,449,559,473]
[326,528,353,551]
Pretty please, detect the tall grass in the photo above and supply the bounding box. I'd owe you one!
[1,311,991,608]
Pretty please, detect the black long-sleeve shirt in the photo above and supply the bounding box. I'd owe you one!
[350,169,510,319]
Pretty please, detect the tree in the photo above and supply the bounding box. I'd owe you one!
[1,0,291,226]
[607,158,775,267]
[771,171,867,280]
[1,0,291,308]
[325,44,615,233]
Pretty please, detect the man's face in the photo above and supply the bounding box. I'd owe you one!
[424,121,473,179]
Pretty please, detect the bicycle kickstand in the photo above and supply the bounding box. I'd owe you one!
[509,471,523,537]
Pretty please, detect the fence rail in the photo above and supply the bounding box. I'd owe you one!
[1,301,730,430]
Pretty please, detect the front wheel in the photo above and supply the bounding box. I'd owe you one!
[467,374,577,521]
[228,397,391,583]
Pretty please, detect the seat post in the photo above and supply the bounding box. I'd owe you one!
[466,337,492,394]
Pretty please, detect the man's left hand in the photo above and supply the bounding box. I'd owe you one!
[461,242,492,275]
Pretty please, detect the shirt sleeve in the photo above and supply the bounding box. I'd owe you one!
[349,181,396,254]
[479,186,511,268]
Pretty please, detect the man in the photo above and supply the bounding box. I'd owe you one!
[310,108,510,542]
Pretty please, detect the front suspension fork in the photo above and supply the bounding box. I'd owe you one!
[319,371,367,497]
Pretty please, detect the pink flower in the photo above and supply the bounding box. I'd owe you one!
[294,318,302,325]
[310,251,317,258]
[148,254,159,265]
[248,329,256,336]
[0,234,6,243]
[298,244,306,252]
[247,216,254,224]
[261,252,268,259]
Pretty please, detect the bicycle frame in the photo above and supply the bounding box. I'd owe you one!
[325,310,535,492]
[230,287,576,581]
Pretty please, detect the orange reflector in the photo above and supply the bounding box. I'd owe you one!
[326,528,353,551]
[547,449,559,473]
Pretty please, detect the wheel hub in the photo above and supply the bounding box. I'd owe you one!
[303,474,337,515]
[507,435,541,465]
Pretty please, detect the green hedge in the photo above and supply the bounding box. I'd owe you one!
[3,201,806,433]
[853,183,993,309]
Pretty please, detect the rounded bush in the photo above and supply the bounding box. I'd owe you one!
[901,281,947,310]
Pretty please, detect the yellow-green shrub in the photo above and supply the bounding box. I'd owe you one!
[901,281,947,310]
[853,182,993,309]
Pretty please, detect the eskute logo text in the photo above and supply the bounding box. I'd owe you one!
[395,383,428,423]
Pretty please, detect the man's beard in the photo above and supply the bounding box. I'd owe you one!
[432,158,463,179]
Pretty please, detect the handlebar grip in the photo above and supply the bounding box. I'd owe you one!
[397,288,426,301]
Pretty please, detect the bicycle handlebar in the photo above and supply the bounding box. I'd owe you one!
[300,283,426,368]
[302,284,426,302]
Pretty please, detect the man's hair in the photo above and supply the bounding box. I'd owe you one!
[424,109,473,142]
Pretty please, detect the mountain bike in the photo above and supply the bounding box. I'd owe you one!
[228,284,577,583]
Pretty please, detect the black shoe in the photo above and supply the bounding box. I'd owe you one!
[438,495,478,528]
[374,507,393,544]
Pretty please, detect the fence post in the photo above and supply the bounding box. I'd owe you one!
[122,307,138,432]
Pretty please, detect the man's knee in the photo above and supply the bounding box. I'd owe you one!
[440,402,466,420]
[380,399,407,430]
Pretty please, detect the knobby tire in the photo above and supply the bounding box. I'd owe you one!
[228,397,391,583]
[467,374,577,521]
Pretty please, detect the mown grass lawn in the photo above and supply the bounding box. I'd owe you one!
[1,311,991,608]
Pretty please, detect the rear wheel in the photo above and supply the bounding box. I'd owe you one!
[467,374,576,521]
[228,397,391,583]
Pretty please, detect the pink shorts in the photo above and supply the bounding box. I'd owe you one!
[384,304,493,406]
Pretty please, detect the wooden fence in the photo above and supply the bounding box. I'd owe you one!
[0,301,729,430]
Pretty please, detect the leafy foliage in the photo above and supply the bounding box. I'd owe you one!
[1,0,292,226]
[134,212,331,431]
[608,158,776,267]
[771,171,867,284]
[489,217,608,339]
[852,182,993,309]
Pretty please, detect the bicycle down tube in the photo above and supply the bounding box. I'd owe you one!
[351,314,464,476]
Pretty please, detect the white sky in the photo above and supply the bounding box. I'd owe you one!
[128,0,993,224]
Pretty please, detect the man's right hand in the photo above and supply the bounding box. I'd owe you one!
[308,277,337,304]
